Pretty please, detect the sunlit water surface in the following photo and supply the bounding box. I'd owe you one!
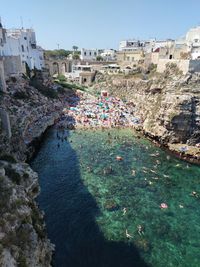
[31,128,200,267]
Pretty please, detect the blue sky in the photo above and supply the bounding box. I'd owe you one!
[1,0,200,50]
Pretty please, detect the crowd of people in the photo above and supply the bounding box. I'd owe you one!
[60,92,141,129]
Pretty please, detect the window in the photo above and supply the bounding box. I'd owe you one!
[21,45,24,52]
[24,37,27,40]
[84,52,86,56]
[89,52,92,56]
[94,52,97,56]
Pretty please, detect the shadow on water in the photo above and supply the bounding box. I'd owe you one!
[31,128,151,267]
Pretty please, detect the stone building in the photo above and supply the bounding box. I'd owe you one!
[70,64,96,85]
[0,19,44,74]
[3,28,44,71]
[100,49,116,61]
[80,48,100,61]
[119,39,175,53]
[119,40,146,51]
[185,26,200,59]
[117,50,144,66]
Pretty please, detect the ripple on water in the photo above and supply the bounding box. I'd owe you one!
[31,128,200,267]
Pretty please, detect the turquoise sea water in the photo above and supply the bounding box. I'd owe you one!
[31,128,200,267]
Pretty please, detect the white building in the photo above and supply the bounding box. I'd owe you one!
[2,28,44,70]
[65,64,95,85]
[80,48,100,61]
[119,39,174,53]
[0,21,6,56]
[185,26,200,59]
[100,49,116,61]
[119,40,145,51]
[0,19,44,72]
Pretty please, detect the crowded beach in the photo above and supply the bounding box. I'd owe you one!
[59,91,142,129]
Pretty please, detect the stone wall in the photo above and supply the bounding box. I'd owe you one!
[3,56,23,78]
[189,60,200,73]
[0,161,53,267]
[157,59,200,74]
[0,58,7,92]
[94,72,200,146]
[144,52,159,68]
[0,109,12,138]
[117,50,144,66]
[157,59,190,74]
[45,58,72,76]
[79,71,96,85]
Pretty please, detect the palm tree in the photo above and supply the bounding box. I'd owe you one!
[72,46,78,54]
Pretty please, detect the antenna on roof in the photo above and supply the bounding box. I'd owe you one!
[0,16,2,28]
[20,16,24,29]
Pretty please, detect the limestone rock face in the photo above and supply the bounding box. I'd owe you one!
[0,78,64,161]
[0,161,53,267]
[95,71,200,146]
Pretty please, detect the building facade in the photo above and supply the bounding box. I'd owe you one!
[80,48,100,61]
[117,50,144,66]
[100,49,116,61]
[3,28,44,70]
[0,19,44,77]
[185,26,200,59]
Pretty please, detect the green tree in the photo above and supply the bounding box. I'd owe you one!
[72,54,80,60]
[45,49,71,58]
[96,55,103,61]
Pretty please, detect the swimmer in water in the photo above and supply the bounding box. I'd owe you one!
[123,208,127,215]
[191,191,199,198]
[137,225,144,236]
[125,229,133,238]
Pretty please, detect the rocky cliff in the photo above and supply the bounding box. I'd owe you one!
[0,160,53,267]
[0,77,65,162]
[94,66,200,161]
[0,76,73,266]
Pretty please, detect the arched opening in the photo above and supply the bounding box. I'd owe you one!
[45,63,50,70]
[61,62,67,74]
[68,61,72,73]
[52,62,59,75]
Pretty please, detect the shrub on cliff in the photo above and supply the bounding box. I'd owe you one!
[56,81,86,91]
[164,63,183,76]
[29,79,58,99]
[45,49,71,58]
[57,74,66,82]
[13,91,29,100]
[4,166,21,185]
[0,154,17,163]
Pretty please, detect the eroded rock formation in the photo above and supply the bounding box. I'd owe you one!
[95,70,200,146]
[0,161,54,266]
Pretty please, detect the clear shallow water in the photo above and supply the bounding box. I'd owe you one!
[31,128,200,267]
